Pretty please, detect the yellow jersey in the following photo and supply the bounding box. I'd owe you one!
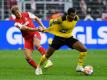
[44,15,79,38]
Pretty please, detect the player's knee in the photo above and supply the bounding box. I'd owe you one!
[45,47,56,58]
[24,53,32,60]
[45,54,50,59]
[45,52,53,59]
[80,48,87,52]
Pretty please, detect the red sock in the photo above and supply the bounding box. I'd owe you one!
[38,46,46,55]
[26,59,37,69]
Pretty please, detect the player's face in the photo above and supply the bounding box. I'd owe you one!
[14,10,22,19]
[67,12,76,20]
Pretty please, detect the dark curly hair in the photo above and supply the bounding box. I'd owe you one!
[67,8,76,15]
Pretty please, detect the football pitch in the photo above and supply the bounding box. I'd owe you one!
[0,50,107,80]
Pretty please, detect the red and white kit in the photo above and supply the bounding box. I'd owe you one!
[14,12,41,50]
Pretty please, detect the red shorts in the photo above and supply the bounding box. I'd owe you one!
[24,32,41,50]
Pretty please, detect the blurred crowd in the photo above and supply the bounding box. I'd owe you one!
[46,0,107,20]
[0,0,107,20]
[77,0,107,20]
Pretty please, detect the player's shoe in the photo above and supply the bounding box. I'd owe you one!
[44,60,53,69]
[76,65,84,72]
[35,67,43,75]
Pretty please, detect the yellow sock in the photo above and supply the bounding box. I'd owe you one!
[39,55,47,66]
[78,52,87,66]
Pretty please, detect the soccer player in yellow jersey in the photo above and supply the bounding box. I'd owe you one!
[36,8,87,75]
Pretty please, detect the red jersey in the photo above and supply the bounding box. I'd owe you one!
[9,14,15,20]
[14,12,36,39]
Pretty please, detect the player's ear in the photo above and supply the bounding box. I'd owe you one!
[74,15,79,21]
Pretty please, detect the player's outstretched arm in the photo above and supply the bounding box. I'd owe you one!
[14,22,43,32]
[22,26,43,32]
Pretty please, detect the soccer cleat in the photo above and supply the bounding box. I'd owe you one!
[76,65,84,72]
[35,67,43,75]
[44,60,53,69]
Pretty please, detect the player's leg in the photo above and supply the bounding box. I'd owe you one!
[42,36,64,66]
[33,33,46,55]
[72,41,87,72]
[67,37,87,72]
[36,36,63,75]
[24,49,37,69]
[39,47,56,66]
[33,33,53,68]
[36,47,56,75]
[24,38,38,69]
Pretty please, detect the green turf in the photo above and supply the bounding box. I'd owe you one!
[0,50,107,80]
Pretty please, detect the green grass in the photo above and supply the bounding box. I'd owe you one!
[0,50,107,80]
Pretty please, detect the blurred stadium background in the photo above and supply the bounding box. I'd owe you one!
[0,0,107,80]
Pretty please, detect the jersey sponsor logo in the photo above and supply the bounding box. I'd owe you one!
[59,29,68,33]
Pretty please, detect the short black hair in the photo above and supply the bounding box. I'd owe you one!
[67,8,76,15]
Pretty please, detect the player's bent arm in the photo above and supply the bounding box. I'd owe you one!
[14,22,23,29]
[28,12,45,29]
[20,26,43,32]
[24,26,41,32]
[14,22,42,31]
[34,16,45,28]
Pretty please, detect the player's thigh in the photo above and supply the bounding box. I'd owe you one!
[50,36,65,50]
[72,41,87,52]
[33,36,41,48]
[66,36,78,49]
[24,38,34,50]
[24,49,33,59]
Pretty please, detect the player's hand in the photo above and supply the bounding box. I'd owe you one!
[20,26,27,30]
[14,23,23,29]
[38,27,44,32]
[42,26,46,30]
[39,26,46,30]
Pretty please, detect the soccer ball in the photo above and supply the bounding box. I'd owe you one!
[83,65,93,75]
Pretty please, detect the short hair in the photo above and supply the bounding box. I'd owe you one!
[11,5,19,14]
[67,8,76,15]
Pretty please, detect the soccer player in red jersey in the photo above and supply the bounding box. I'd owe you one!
[10,5,53,73]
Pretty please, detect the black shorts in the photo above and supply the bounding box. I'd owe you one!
[50,36,78,50]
